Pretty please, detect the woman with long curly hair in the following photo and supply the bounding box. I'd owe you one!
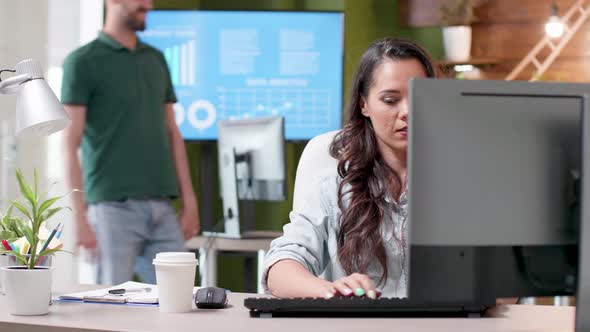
[263,37,437,299]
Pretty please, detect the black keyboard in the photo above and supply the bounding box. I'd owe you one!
[244,297,489,318]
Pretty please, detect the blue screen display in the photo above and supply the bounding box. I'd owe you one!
[139,10,344,140]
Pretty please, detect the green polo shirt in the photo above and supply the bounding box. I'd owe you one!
[61,32,179,204]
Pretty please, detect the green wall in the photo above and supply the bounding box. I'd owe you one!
[154,0,443,292]
[343,1,443,114]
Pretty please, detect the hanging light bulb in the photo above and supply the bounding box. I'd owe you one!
[545,3,565,38]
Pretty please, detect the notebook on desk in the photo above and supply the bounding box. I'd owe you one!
[56,281,159,306]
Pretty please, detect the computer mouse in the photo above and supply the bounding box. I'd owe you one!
[195,287,228,309]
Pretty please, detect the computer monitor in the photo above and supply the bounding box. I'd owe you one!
[407,78,589,329]
[211,116,286,238]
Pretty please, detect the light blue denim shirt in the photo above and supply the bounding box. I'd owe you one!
[263,167,409,298]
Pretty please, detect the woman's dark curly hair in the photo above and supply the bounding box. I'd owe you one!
[329,37,437,285]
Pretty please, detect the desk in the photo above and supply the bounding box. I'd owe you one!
[185,235,279,294]
[0,284,576,332]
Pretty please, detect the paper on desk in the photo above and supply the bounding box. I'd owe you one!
[57,281,159,305]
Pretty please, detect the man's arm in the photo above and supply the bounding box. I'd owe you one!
[166,103,200,239]
[63,104,96,248]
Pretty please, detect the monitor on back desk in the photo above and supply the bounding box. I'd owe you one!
[246,80,590,331]
[206,116,286,239]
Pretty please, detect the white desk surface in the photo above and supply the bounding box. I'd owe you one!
[185,234,279,251]
[0,284,576,332]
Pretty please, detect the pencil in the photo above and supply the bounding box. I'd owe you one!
[56,224,64,239]
[38,223,61,254]
[1,239,11,251]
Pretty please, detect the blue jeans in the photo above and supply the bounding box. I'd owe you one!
[88,198,186,285]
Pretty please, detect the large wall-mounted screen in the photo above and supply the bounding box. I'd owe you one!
[139,10,344,141]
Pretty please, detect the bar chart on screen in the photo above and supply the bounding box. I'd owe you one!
[163,39,196,87]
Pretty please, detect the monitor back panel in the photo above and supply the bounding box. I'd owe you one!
[408,79,585,246]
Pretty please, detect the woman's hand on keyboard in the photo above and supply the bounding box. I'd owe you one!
[330,273,381,299]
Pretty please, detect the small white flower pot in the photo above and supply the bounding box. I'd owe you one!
[1,266,53,315]
[442,25,472,62]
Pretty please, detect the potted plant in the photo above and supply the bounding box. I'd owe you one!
[440,0,477,62]
[0,169,68,315]
[0,205,28,285]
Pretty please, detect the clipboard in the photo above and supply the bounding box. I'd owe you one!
[56,281,159,306]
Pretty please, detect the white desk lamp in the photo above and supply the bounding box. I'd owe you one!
[0,59,70,138]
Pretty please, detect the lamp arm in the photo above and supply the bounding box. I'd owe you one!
[0,73,32,95]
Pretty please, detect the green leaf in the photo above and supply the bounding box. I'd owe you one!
[21,226,34,250]
[42,207,66,222]
[12,218,28,238]
[0,217,9,232]
[28,248,37,269]
[37,196,64,219]
[10,201,32,222]
[0,230,18,240]
[6,218,27,238]
[15,169,35,210]
[3,205,15,225]
[5,220,16,235]
[0,207,18,233]
[39,247,61,257]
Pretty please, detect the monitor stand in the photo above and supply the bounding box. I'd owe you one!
[208,148,284,240]
[207,147,242,238]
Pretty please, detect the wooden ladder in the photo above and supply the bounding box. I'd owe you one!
[505,0,590,81]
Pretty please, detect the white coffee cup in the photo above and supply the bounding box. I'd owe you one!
[153,252,198,313]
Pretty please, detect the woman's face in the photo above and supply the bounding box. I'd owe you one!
[361,58,427,155]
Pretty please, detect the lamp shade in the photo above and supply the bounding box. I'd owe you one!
[14,60,70,138]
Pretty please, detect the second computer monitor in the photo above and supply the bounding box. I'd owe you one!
[216,116,286,237]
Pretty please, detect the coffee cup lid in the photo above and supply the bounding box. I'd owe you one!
[153,252,198,265]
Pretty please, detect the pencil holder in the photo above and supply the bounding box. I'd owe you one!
[7,253,53,267]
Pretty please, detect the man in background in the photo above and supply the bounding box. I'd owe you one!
[62,0,200,284]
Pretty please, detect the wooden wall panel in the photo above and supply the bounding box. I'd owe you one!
[475,0,578,24]
[474,0,590,81]
[479,57,590,81]
[401,0,590,81]
[472,20,590,57]
[400,0,578,26]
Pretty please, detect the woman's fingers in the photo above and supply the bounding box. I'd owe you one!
[333,278,357,296]
[332,273,379,298]
[316,282,338,299]
[352,273,378,299]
